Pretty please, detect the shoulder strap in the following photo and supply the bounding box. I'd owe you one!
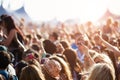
[15,33,27,51]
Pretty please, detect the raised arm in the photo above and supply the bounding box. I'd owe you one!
[95,34,120,57]
[81,43,95,66]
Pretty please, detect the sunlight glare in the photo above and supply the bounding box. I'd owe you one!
[2,0,24,11]
[0,0,2,6]
[24,0,110,22]
[108,0,120,15]
[24,0,56,21]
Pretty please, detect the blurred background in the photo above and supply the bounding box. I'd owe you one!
[0,0,120,24]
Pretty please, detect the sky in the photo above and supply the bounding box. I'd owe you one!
[1,0,120,22]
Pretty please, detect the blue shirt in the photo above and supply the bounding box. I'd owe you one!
[77,49,85,63]
[0,70,9,80]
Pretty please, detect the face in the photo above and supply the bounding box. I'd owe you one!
[24,53,35,62]
[75,34,88,48]
[56,43,64,53]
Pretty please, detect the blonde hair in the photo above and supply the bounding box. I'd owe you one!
[93,53,113,65]
[20,65,45,80]
[87,63,115,80]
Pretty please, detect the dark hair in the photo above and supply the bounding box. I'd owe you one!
[26,34,32,40]
[0,51,11,69]
[36,34,42,40]
[43,39,57,54]
[2,16,16,33]
[0,21,2,25]
[2,15,24,42]
[51,32,59,40]
[31,44,40,52]
[60,40,69,49]
[15,61,28,79]
[0,14,8,20]
[63,49,77,69]
[23,49,36,58]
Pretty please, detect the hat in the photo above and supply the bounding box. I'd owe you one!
[0,45,7,51]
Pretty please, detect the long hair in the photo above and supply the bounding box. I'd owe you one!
[2,16,16,33]
[41,65,56,80]
[106,50,119,80]
[50,55,73,80]
[63,48,81,79]
[87,63,115,80]
[63,48,81,71]
[19,65,45,80]
[2,16,25,41]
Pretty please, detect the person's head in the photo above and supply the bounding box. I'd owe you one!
[20,65,45,80]
[63,49,77,65]
[113,20,119,27]
[0,51,11,69]
[31,43,41,52]
[87,63,115,80]
[43,59,62,78]
[106,17,113,26]
[49,32,59,42]
[49,55,73,80]
[0,14,8,20]
[63,48,81,71]
[2,16,16,33]
[75,33,89,50]
[23,47,42,62]
[60,40,70,49]
[22,49,35,62]
[55,41,64,53]
[43,39,57,54]
[0,45,14,63]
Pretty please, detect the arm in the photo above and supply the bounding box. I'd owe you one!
[97,35,120,57]
[81,43,95,66]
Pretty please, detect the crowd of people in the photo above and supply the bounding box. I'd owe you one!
[0,14,120,80]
